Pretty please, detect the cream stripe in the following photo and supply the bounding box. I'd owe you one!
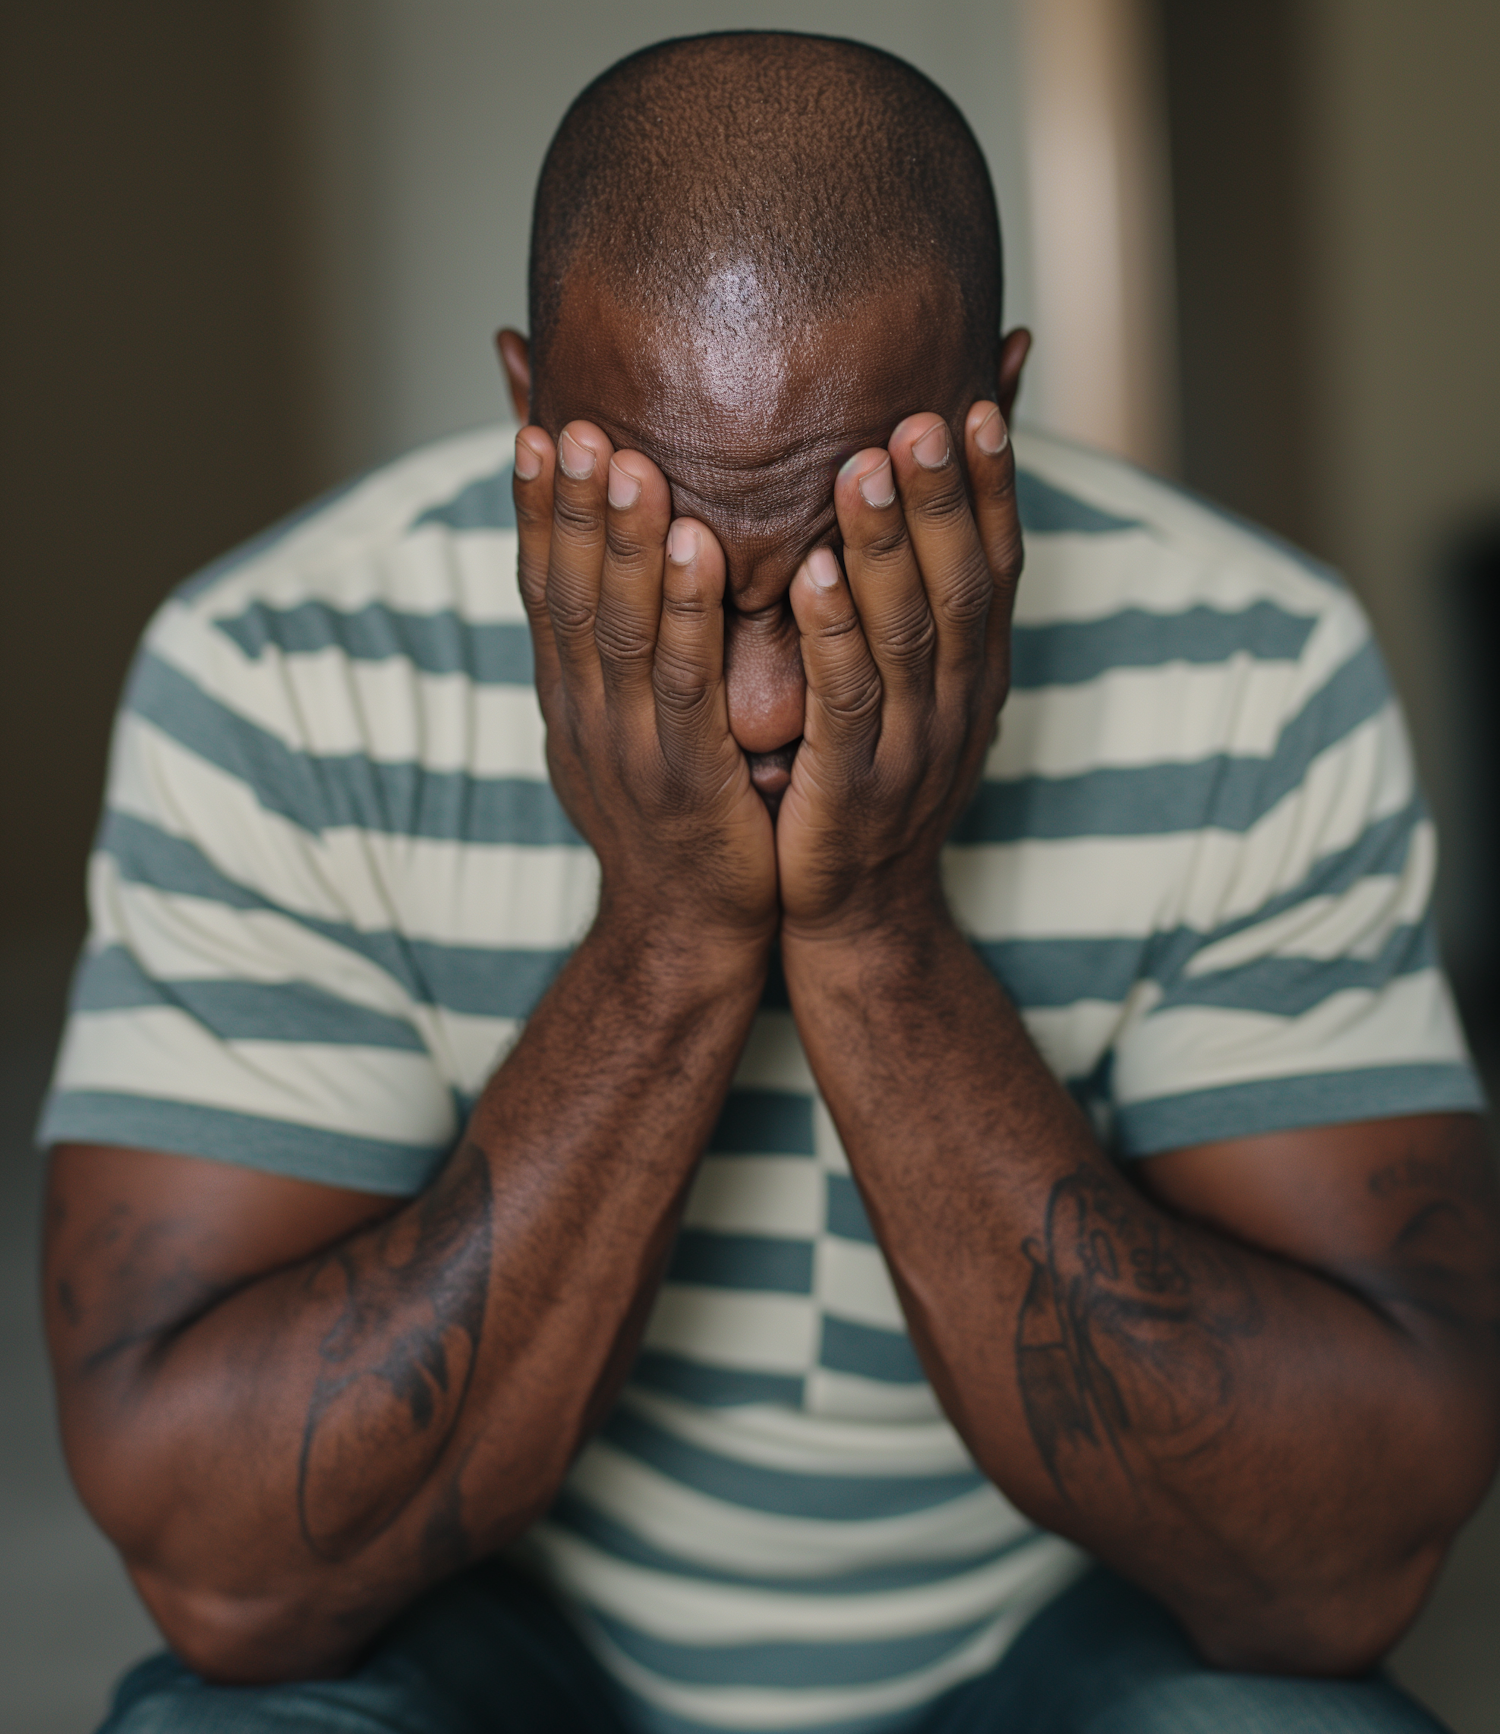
[1116,969,1469,1106]
[948,706,1415,942]
[1186,825,1436,977]
[618,1389,977,1476]
[684,1159,826,1239]
[815,1240,905,1333]
[569,1543,1086,1730]
[563,1445,1027,1576]
[532,1523,1079,1642]
[52,1010,452,1145]
[643,1289,817,1374]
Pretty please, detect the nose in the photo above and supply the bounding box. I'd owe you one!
[724,603,805,762]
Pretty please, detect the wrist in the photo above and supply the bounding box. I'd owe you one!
[780,890,962,988]
[588,892,774,1000]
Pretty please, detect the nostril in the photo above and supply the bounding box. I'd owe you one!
[724,609,806,755]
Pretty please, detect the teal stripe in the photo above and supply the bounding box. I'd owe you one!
[1015,469,1142,536]
[628,1352,804,1408]
[1117,1062,1485,1157]
[1156,921,1436,1018]
[818,1316,926,1386]
[707,1088,815,1156]
[1010,601,1315,691]
[667,1229,815,1294]
[410,464,516,532]
[99,810,266,908]
[600,1408,980,1518]
[126,651,582,846]
[71,945,427,1050]
[826,1174,877,1245]
[544,1492,1029,1594]
[99,793,1423,1031]
[101,811,572,1020]
[35,1091,445,1192]
[129,631,1389,851]
[406,939,567,1018]
[952,639,1389,844]
[214,601,534,685]
[589,1607,993,1690]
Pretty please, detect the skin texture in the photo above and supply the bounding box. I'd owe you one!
[45,271,1500,1685]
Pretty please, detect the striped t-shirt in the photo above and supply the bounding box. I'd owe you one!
[42,424,1481,1734]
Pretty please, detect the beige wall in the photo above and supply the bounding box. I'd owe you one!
[1297,0,1500,969]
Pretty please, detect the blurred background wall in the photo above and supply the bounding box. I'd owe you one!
[2,3,1498,1730]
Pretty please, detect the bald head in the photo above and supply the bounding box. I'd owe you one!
[506,33,1025,780]
[528,32,1002,387]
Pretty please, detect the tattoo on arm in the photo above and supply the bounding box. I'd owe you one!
[297,1141,494,1561]
[1015,1165,1261,1506]
[1364,1134,1500,1335]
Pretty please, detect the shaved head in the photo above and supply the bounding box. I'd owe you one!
[528,31,1003,387]
[505,31,1027,782]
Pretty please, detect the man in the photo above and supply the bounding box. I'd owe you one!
[40,31,1498,1734]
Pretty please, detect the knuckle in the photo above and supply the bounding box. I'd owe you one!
[907,469,970,529]
[826,662,884,727]
[937,560,996,633]
[551,492,601,540]
[651,651,714,721]
[989,524,1025,581]
[604,519,655,566]
[854,523,913,568]
[593,612,654,673]
[546,589,596,640]
[875,603,937,667]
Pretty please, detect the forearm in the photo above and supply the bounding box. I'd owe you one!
[58,915,766,1679]
[783,915,1498,1670]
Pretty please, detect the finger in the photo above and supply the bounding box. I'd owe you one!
[963,401,1024,681]
[546,420,615,700]
[652,519,732,764]
[887,413,993,689]
[833,448,936,705]
[789,547,882,769]
[513,428,562,706]
[594,449,673,716]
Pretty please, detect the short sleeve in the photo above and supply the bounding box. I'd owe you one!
[1109,590,1483,1155]
[38,600,459,1196]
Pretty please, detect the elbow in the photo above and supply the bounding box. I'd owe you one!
[1183,1544,1447,1679]
[129,1566,368,1685]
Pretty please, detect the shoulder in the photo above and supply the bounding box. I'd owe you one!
[1008,428,1378,734]
[1012,427,1360,646]
[164,422,521,628]
[125,424,526,749]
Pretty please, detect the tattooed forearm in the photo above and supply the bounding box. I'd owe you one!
[296,1141,494,1561]
[1015,1164,1261,1505]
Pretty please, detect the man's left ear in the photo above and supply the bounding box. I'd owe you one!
[995,328,1032,425]
[496,329,531,423]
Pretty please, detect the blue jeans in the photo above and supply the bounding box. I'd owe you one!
[101,1563,1449,1734]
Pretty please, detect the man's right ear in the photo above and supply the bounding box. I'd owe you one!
[496,329,531,423]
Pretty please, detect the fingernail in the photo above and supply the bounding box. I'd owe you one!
[806,548,840,590]
[975,408,1009,456]
[857,459,896,509]
[514,435,543,481]
[607,460,640,510]
[667,522,699,564]
[913,422,951,470]
[558,430,596,480]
